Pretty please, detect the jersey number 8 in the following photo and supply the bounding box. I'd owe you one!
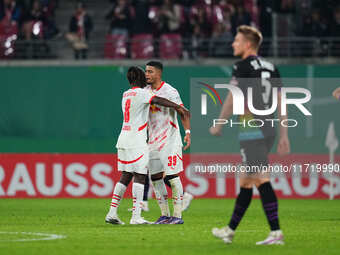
[124,99,131,123]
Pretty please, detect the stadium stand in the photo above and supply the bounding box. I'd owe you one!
[0,0,339,59]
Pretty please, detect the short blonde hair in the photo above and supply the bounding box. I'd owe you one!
[237,25,263,50]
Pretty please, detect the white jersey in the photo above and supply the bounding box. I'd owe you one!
[146,82,183,151]
[116,87,155,149]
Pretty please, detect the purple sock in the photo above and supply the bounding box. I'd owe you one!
[258,182,280,231]
[228,188,253,230]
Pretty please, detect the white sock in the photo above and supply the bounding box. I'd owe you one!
[169,177,183,218]
[132,182,144,219]
[152,179,170,217]
[108,182,127,217]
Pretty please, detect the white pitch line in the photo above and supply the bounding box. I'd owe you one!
[0,232,66,242]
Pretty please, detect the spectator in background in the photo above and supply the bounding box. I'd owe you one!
[39,0,60,39]
[219,0,235,12]
[157,0,181,34]
[300,9,328,38]
[257,0,272,38]
[179,0,196,13]
[189,6,211,37]
[297,9,328,56]
[330,6,340,37]
[17,1,59,46]
[106,0,131,36]
[22,0,46,40]
[257,0,273,56]
[38,0,58,17]
[231,4,251,35]
[175,0,195,37]
[149,0,162,7]
[210,0,235,25]
[279,0,295,13]
[330,6,340,56]
[221,5,232,34]
[0,0,23,27]
[66,1,93,59]
[186,4,211,58]
[190,24,206,58]
[131,0,152,34]
[0,0,22,59]
[209,22,232,57]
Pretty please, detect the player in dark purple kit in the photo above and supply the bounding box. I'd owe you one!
[210,25,290,245]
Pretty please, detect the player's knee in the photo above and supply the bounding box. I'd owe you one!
[240,183,253,189]
[119,171,133,186]
[164,174,178,182]
[255,178,270,188]
[240,178,253,189]
[151,172,163,181]
[133,173,146,184]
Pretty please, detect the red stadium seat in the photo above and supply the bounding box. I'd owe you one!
[0,23,18,59]
[131,34,154,59]
[104,34,128,59]
[189,5,212,22]
[159,33,182,59]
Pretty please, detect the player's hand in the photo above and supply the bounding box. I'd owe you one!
[277,135,290,156]
[332,87,340,100]
[176,106,190,119]
[209,126,222,136]
[183,133,191,150]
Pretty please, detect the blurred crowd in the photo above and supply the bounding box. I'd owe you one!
[0,0,60,58]
[0,0,340,59]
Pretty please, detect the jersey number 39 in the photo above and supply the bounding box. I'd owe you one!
[168,155,177,167]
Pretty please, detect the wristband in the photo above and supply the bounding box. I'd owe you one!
[185,130,191,134]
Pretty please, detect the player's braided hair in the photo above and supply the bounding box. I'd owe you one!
[127,66,147,88]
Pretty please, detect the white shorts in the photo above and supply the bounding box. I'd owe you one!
[117,147,149,175]
[149,143,183,176]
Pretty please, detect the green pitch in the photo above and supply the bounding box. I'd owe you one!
[0,198,339,255]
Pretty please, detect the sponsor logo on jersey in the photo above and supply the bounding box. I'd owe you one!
[150,104,162,113]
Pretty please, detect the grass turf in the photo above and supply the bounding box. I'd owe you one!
[0,198,339,255]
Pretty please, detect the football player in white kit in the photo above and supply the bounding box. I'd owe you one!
[145,61,191,224]
[105,66,189,225]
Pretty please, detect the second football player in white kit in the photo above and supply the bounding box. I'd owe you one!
[105,66,189,225]
[145,61,191,224]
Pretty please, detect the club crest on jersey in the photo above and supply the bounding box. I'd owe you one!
[150,104,162,113]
